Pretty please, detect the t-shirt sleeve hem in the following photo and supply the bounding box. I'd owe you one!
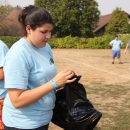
[5,84,27,90]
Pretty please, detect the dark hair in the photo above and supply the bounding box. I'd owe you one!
[18,5,54,36]
[115,35,118,37]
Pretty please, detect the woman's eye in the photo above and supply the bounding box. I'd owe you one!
[41,31,46,34]
[40,31,51,34]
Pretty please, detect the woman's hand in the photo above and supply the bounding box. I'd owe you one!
[53,70,76,88]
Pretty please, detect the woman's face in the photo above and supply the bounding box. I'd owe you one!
[26,23,53,48]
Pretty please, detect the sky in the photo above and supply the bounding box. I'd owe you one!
[95,0,130,15]
[1,0,130,16]
[1,0,34,7]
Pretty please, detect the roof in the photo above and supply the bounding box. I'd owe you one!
[94,14,111,33]
[5,9,23,36]
[6,9,21,27]
[94,11,130,33]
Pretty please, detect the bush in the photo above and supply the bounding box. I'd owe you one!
[1,34,129,49]
[0,36,21,48]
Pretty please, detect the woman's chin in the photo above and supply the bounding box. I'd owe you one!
[40,43,47,48]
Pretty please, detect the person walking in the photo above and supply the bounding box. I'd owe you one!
[109,35,123,64]
[124,40,130,54]
[124,39,130,69]
[2,5,76,130]
[0,40,8,130]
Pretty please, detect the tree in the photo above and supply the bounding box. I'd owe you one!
[105,8,128,35]
[0,5,14,36]
[34,0,100,38]
[0,5,14,17]
[126,24,130,33]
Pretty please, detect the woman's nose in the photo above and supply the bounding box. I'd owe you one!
[46,32,51,38]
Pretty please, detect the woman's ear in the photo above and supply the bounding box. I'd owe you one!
[26,25,32,34]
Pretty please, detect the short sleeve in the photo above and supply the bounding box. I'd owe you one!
[0,46,8,67]
[110,40,114,45]
[4,57,29,90]
[120,40,123,45]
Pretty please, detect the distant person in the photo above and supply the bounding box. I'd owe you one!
[2,5,76,130]
[109,35,123,64]
[0,40,8,130]
[124,40,130,69]
[124,40,130,54]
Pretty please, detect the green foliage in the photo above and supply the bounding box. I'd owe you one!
[50,34,130,49]
[49,36,85,48]
[49,34,114,49]
[86,34,113,49]
[105,7,128,35]
[0,5,14,16]
[0,36,21,48]
[1,34,130,49]
[126,24,130,33]
[34,0,100,38]
[119,34,130,48]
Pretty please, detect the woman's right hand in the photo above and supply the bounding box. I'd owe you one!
[53,70,76,88]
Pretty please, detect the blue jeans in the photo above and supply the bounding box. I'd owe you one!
[4,124,49,130]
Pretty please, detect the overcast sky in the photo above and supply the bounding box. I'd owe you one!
[2,0,130,15]
[95,0,130,15]
[4,0,34,8]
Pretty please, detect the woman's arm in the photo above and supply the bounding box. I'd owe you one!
[109,42,113,47]
[8,82,54,108]
[0,68,4,80]
[124,44,129,53]
[8,70,76,108]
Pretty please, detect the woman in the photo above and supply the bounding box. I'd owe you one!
[2,5,76,130]
[0,40,8,130]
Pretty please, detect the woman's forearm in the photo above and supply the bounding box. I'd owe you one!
[8,81,54,108]
[0,68,4,80]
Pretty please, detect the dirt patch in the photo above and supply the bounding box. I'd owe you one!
[48,49,130,130]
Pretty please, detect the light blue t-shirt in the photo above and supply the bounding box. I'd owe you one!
[3,38,57,129]
[0,40,8,99]
[110,39,123,51]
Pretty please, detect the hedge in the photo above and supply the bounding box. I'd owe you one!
[0,34,130,49]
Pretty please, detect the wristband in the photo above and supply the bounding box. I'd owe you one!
[50,79,58,90]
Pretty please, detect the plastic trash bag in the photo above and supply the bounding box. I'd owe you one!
[51,75,102,130]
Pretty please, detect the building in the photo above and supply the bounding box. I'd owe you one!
[93,14,111,37]
[94,13,130,37]
[6,9,22,36]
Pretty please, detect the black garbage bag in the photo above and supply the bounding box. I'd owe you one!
[51,75,102,130]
